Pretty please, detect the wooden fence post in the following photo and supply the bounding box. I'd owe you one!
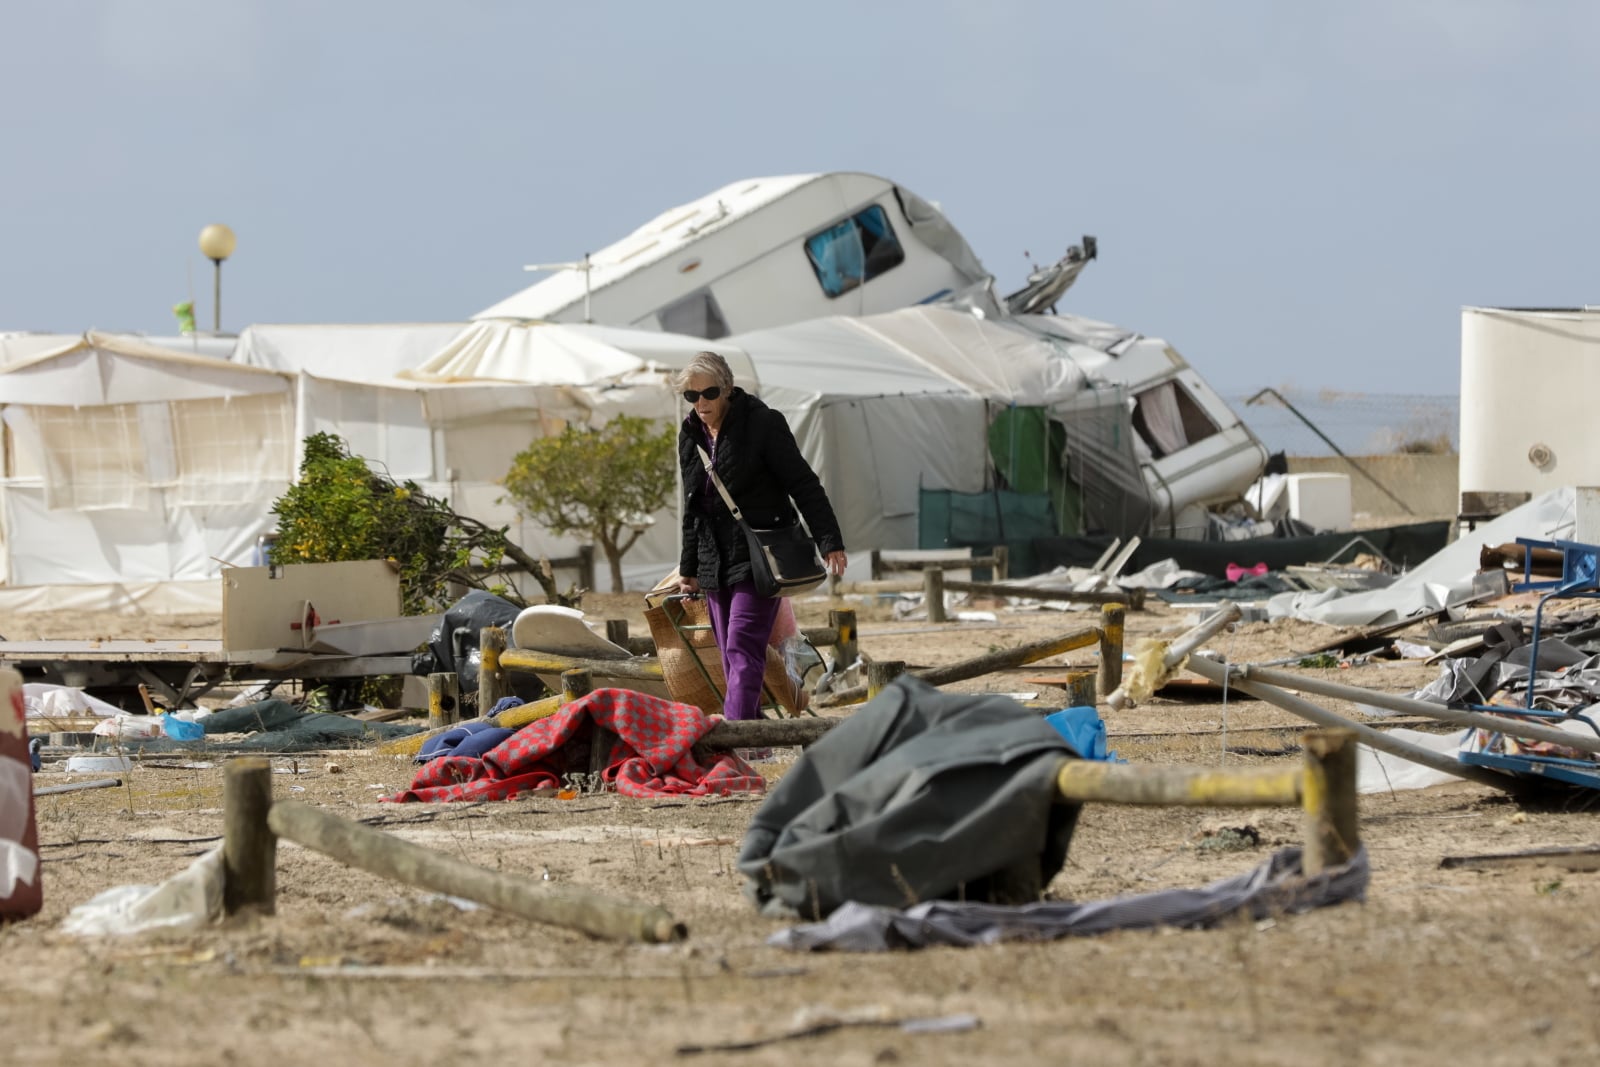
[1301,729,1360,874]
[1098,603,1126,699]
[992,545,1009,582]
[924,567,948,623]
[562,668,612,784]
[828,608,858,669]
[867,660,906,700]
[562,668,594,703]
[426,673,460,730]
[869,549,883,580]
[478,626,509,714]
[1064,669,1097,708]
[577,546,596,593]
[223,757,276,916]
[604,619,629,647]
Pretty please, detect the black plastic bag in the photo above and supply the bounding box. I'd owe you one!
[411,590,523,689]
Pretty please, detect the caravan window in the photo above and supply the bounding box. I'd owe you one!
[1131,380,1220,459]
[657,288,730,339]
[805,204,906,298]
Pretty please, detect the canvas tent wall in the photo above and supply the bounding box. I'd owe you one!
[0,332,295,612]
[474,172,992,338]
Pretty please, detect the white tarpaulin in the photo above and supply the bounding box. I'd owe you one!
[1268,488,1578,626]
[233,323,465,382]
[402,320,646,385]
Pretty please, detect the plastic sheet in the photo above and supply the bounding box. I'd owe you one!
[61,847,223,937]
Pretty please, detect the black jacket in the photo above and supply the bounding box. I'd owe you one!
[678,388,845,589]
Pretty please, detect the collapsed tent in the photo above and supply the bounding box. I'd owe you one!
[731,305,1267,561]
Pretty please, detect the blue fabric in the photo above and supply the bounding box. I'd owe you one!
[1043,706,1120,762]
[416,719,516,763]
[856,203,889,240]
[161,715,205,741]
[489,696,526,715]
[29,737,41,772]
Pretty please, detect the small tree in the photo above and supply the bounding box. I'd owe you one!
[272,433,576,613]
[503,414,677,592]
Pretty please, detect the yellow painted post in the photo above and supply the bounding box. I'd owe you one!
[426,673,460,731]
[1301,729,1360,874]
[828,608,859,668]
[1097,603,1126,699]
[478,626,509,715]
[1064,669,1097,708]
[562,668,594,703]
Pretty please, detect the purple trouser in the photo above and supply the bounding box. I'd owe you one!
[703,580,781,721]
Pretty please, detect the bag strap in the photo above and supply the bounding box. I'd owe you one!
[695,444,744,522]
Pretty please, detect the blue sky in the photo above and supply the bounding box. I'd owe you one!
[2,1,1594,393]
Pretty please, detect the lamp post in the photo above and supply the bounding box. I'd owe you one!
[197,224,237,333]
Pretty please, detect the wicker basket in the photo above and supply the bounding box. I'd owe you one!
[643,593,800,716]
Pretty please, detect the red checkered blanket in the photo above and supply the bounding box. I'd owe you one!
[392,688,764,803]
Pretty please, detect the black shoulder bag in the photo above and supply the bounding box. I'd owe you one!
[696,444,827,599]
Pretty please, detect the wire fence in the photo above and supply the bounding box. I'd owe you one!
[1223,389,1458,458]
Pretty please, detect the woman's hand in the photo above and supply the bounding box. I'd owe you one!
[824,551,848,577]
[678,575,701,595]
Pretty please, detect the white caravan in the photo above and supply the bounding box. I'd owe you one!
[475,172,994,336]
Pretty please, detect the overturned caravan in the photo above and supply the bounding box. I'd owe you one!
[730,305,1266,555]
[476,171,1068,338]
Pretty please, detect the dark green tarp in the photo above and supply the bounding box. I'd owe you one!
[1030,520,1452,580]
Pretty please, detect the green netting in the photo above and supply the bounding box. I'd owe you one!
[918,487,1058,576]
[988,406,1084,536]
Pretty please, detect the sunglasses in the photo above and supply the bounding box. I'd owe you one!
[683,387,723,403]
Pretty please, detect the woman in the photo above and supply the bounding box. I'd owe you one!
[676,351,847,721]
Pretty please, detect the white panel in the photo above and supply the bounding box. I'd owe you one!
[1460,308,1600,497]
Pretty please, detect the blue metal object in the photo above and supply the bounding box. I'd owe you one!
[1459,750,1600,790]
[1511,538,1600,710]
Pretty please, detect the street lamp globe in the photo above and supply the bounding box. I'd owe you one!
[198,223,236,263]
[197,224,237,333]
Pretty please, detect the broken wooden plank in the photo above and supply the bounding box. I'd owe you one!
[1439,845,1600,872]
[817,626,1102,708]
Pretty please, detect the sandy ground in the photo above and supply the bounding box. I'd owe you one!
[3,593,1600,1066]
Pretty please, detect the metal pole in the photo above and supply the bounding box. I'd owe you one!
[1245,387,1414,517]
[211,257,223,333]
[1228,660,1600,758]
[1184,655,1518,792]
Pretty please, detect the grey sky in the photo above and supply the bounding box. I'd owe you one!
[2,1,1594,393]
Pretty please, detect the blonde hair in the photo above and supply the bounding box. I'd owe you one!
[677,350,734,393]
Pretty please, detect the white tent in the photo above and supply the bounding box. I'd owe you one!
[0,332,294,612]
